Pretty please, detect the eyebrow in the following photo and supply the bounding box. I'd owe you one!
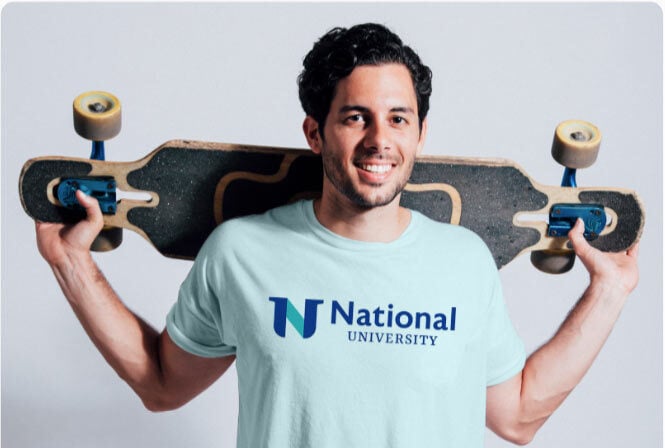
[338,105,416,115]
[338,105,369,114]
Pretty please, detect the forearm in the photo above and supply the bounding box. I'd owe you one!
[487,221,639,444]
[36,194,232,411]
[49,251,165,403]
[519,280,628,430]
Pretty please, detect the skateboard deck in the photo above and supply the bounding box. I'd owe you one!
[19,139,644,269]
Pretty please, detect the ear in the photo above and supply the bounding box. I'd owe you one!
[416,118,428,155]
[303,116,323,154]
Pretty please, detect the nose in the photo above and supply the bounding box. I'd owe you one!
[363,120,391,152]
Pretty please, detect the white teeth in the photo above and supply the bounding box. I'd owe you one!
[361,164,391,174]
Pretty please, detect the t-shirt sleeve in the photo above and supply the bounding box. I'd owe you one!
[485,273,526,386]
[166,241,236,358]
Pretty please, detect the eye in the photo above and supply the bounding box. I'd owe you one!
[392,116,407,125]
[344,114,365,124]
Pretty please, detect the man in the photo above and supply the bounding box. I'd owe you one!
[36,23,639,446]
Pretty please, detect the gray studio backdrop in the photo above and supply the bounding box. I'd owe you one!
[2,3,662,447]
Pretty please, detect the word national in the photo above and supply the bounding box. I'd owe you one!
[331,301,456,331]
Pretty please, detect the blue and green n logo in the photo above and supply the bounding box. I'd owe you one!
[269,297,324,338]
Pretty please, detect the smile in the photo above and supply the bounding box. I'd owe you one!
[358,163,393,174]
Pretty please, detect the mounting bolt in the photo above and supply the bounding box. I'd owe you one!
[88,102,107,113]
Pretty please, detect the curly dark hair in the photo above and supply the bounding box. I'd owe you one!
[298,23,433,137]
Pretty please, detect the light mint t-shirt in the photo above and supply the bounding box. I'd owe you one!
[167,200,525,447]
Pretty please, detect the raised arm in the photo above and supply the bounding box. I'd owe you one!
[35,190,234,411]
[486,218,640,445]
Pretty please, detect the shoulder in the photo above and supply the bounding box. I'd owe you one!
[413,211,489,249]
[411,211,496,269]
[201,201,307,252]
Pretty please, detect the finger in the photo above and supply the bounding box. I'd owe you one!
[35,220,49,240]
[626,241,640,258]
[567,218,586,246]
[35,219,62,234]
[69,190,105,248]
[568,218,594,259]
[75,189,103,226]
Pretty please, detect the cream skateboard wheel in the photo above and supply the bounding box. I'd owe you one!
[551,120,601,169]
[73,91,122,141]
[73,91,123,251]
[530,249,575,274]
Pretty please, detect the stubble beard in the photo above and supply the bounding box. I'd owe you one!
[320,151,415,209]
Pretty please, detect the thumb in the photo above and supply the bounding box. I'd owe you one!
[75,189,104,227]
[74,190,105,242]
[567,217,585,242]
[568,218,599,271]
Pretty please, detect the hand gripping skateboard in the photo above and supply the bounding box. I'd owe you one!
[19,91,644,274]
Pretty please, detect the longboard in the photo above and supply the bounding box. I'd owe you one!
[19,139,644,271]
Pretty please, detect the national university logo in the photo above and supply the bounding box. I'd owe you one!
[269,296,458,346]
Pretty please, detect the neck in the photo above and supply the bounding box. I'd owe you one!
[313,193,412,243]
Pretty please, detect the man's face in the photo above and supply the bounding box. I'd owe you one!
[304,63,427,209]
